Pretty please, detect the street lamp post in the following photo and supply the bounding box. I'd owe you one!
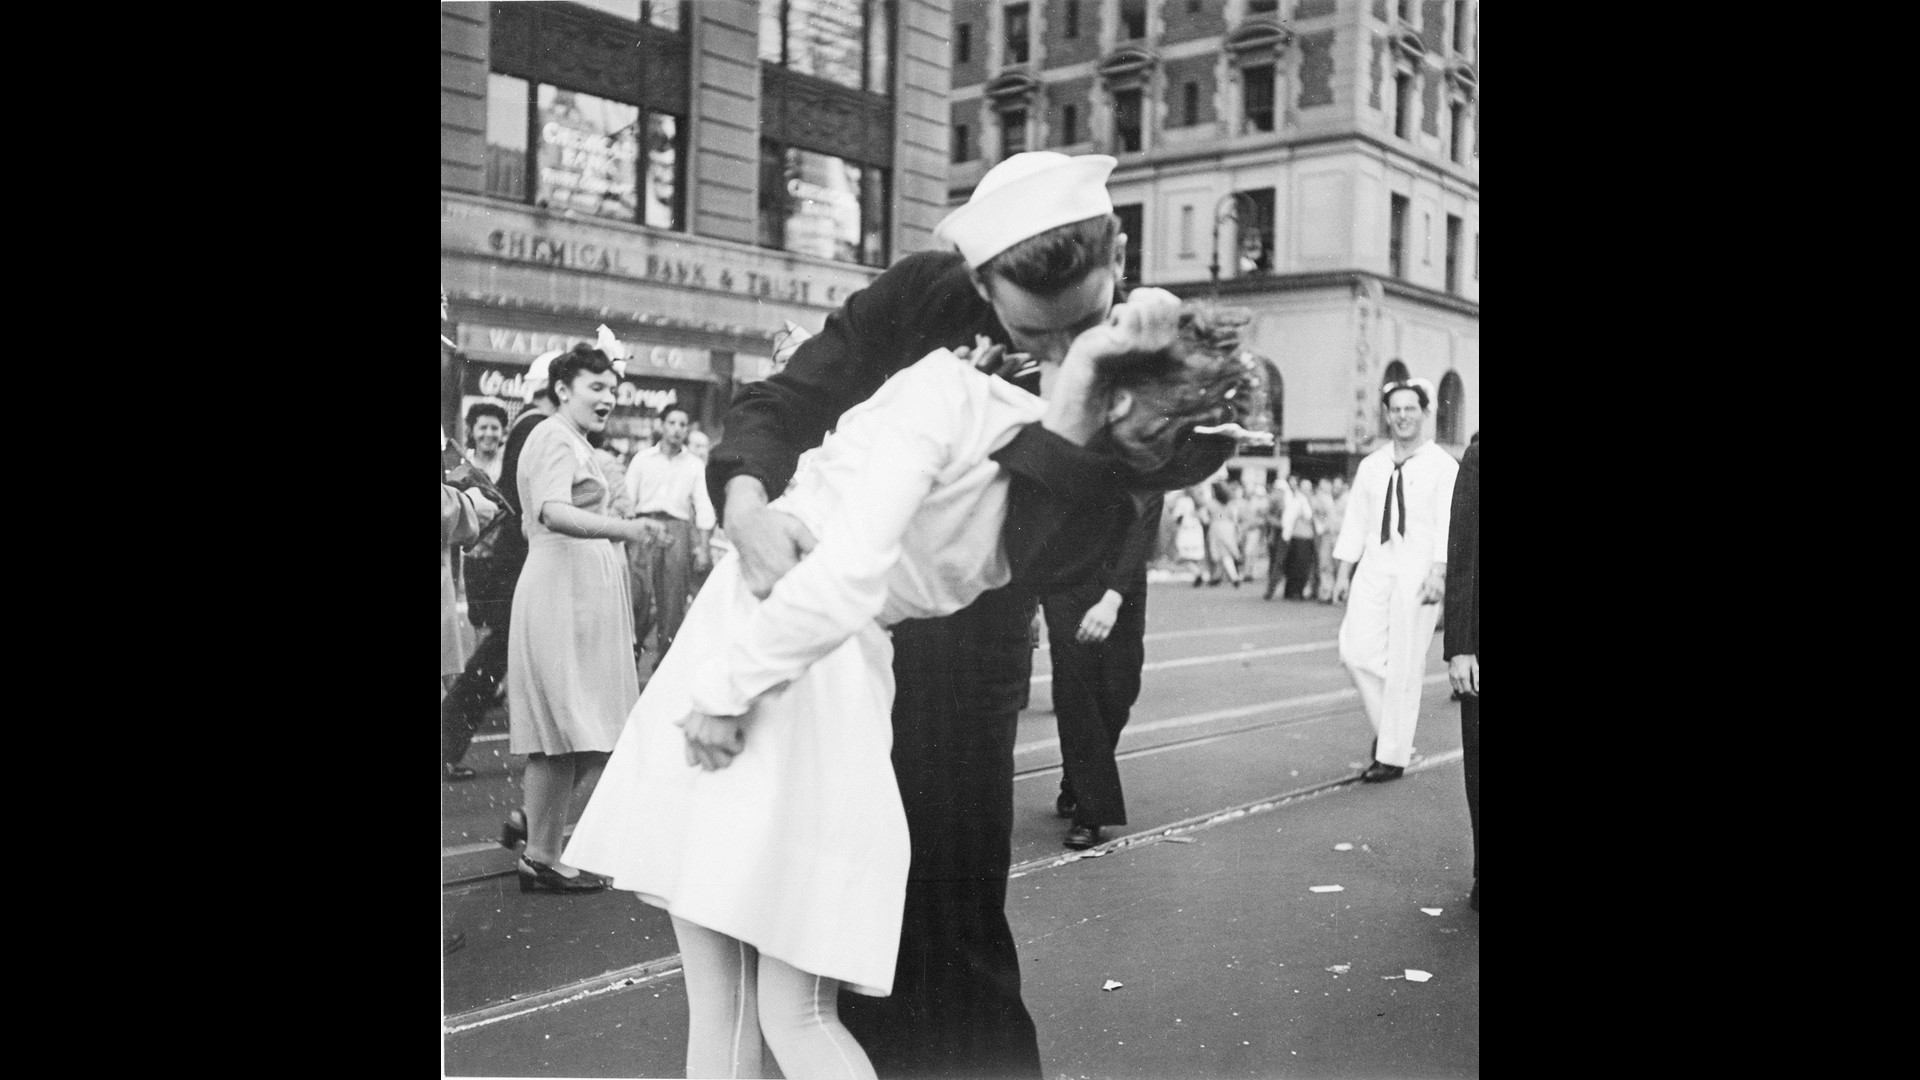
[1209,191,1267,297]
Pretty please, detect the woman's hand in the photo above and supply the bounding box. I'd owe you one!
[678,711,747,770]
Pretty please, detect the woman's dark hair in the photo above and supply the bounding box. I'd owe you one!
[976,214,1120,298]
[548,342,616,401]
[465,402,509,431]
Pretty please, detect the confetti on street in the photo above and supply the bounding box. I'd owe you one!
[1101,979,1124,991]
[1309,885,1344,893]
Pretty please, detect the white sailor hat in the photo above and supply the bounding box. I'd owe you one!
[933,152,1118,268]
[524,349,564,403]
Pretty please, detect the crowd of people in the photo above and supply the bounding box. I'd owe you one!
[438,150,1477,1080]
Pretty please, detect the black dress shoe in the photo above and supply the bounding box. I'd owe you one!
[444,763,477,782]
[1063,824,1103,850]
[1359,760,1405,783]
[518,856,608,894]
[1055,790,1078,819]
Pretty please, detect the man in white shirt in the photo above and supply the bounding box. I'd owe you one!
[624,406,715,659]
[1332,379,1459,782]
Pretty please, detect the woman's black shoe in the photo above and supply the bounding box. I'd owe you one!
[518,856,608,894]
[499,808,528,850]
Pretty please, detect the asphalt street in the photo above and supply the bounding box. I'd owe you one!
[440,572,1477,1078]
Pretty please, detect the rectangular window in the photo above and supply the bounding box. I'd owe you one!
[762,0,889,94]
[1235,188,1275,274]
[1397,0,1412,20]
[485,73,531,203]
[1115,203,1143,284]
[1179,204,1195,257]
[1450,102,1466,164]
[956,23,971,64]
[758,141,889,267]
[1062,104,1079,144]
[1453,0,1468,51]
[1248,0,1278,10]
[1006,4,1030,64]
[1183,82,1200,127]
[1244,65,1275,133]
[1001,108,1027,158]
[1445,214,1462,294]
[1389,193,1409,278]
[641,113,686,229]
[1423,212,1432,264]
[1394,72,1414,139]
[535,85,641,221]
[1065,0,1079,38]
[1114,88,1143,152]
[953,123,973,163]
[1122,0,1147,39]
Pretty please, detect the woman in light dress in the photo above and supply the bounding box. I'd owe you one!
[500,344,657,893]
[564,293,1256,1078]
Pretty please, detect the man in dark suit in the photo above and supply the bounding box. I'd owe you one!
[708,152,1235,1079]
[1044,492,1160,851]
[1443,432,1479,912]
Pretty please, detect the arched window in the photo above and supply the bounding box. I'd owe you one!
[1436,370,1464,444]
[1378,359,1409,439]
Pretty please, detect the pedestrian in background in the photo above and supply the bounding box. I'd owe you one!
[501,344,653,893]
[1172,486,1209,585]
[1281,476,1319,600]
[442,353,559,782]
[1332,379,1459,783]
[1443,432,1479,911]
[1206,481,1242,587]
[465,402,508,484]
[1044,492,1160,850]
[442,465,497,691]
[1313,477,1339,603]
[1260,479,1291,600]
[624,405,715,661]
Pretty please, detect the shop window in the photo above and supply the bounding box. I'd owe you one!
[956,23,971,64]
[1453,1,1468,52]
[1115,202,1144,284]
[1061,104,1079,145]
[564,0,686,30]
[760,0,892,95]
[1436,371,1464,444]
[1389,193,1408,278]
[1001,108,1028,158]
[1235,188,1275,274]
[1244,65,1275,133]
[1113,87,1143,152]
[1121,0,1147,39]
[1065,0,1080,38]
[514,84,684,230]
[954,123,974,163]
[758,140,890,268]
[1182,81,1200,127]
[1445,214,1462,293]
[1005,4,1030,64]
[486,73,531,203]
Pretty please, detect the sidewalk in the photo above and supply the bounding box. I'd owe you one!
[443,755,1478,1079]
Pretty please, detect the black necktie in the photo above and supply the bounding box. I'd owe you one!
[1381,458,1409,544]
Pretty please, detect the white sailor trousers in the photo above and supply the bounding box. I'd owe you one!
[1338,560,1440,768]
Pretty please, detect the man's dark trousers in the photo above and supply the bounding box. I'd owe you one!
[1459,694,1478,882]
[1041,583,1145,827]
[838,585,1044,1080]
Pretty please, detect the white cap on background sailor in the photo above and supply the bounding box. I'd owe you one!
[524,349,564,403]
[933,151,1118,268]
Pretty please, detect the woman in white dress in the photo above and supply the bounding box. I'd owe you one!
[564,292,1255,1079]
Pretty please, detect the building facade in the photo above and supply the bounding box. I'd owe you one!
[440,1,954,448]
[946,0,1478,484]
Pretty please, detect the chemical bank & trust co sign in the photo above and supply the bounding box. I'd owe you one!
[442,194,877,310]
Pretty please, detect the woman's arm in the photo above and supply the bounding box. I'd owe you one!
[540,501,648,544]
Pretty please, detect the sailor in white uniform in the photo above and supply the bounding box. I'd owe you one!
[1332,378,1460,782]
